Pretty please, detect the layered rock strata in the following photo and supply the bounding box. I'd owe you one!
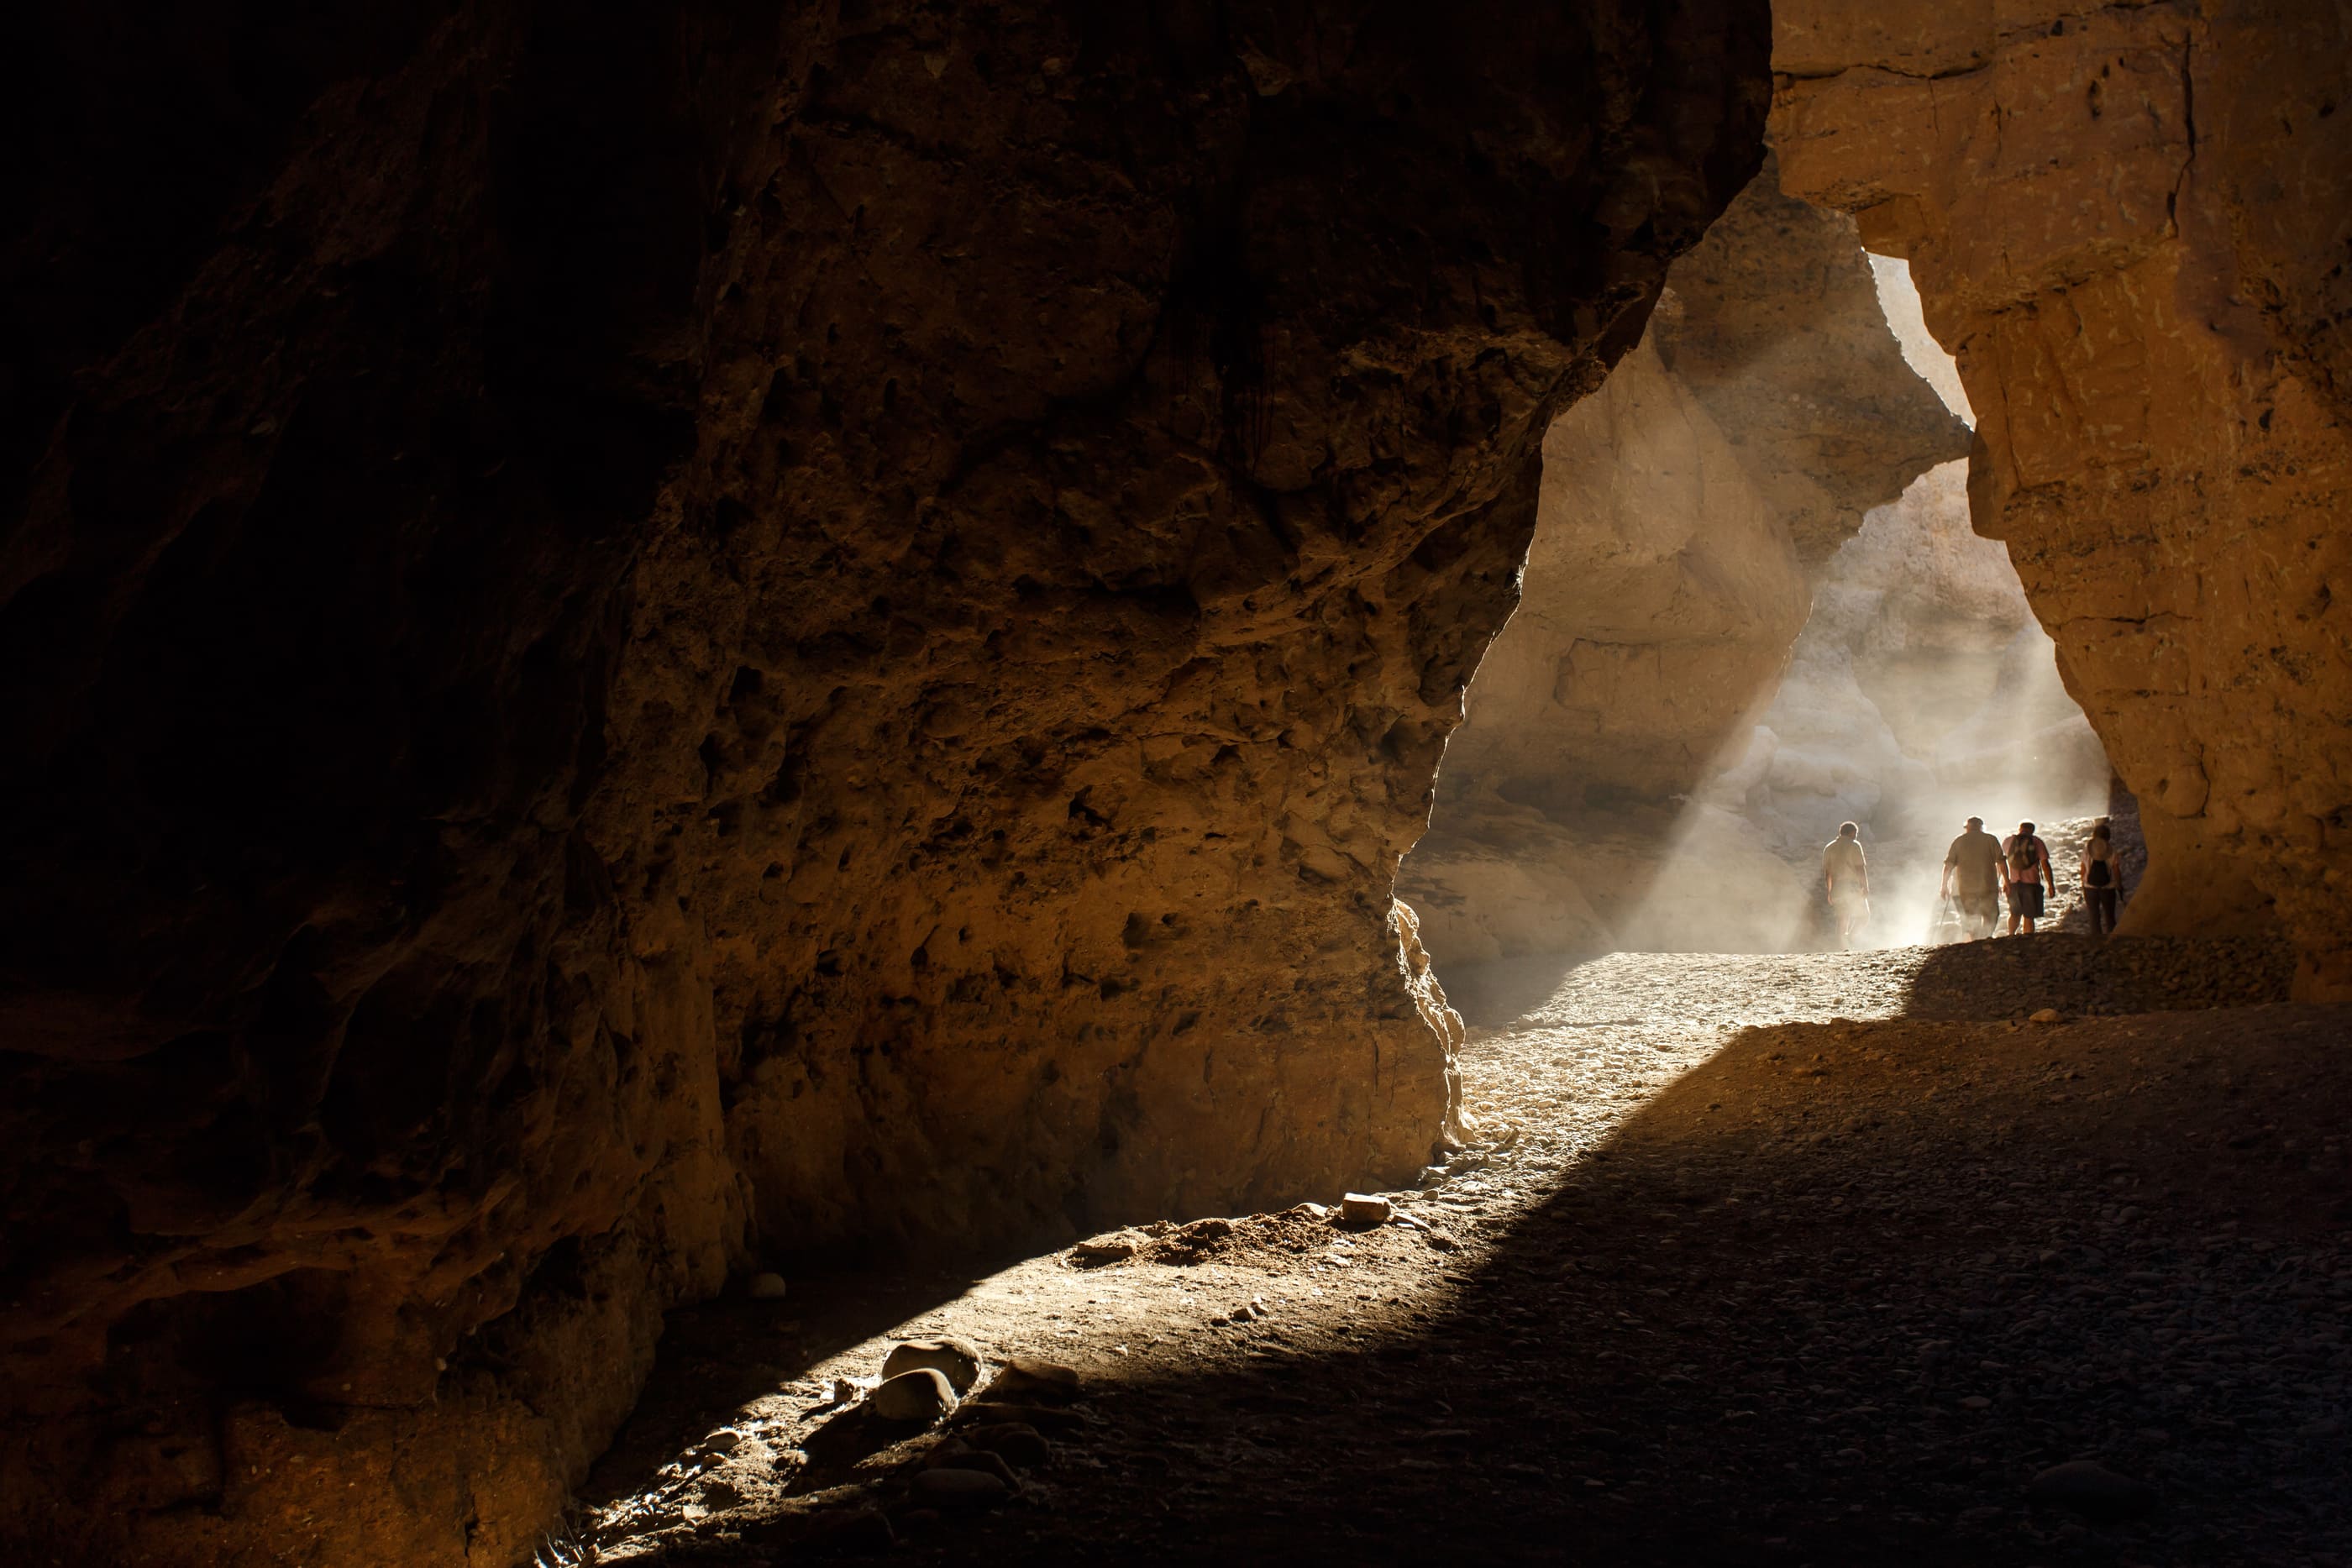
[1772,0,2352,995]
[0,3,1768,1561]
[1402,156,1968,962]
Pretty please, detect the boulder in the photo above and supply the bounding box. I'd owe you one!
[871,1369,958,1426]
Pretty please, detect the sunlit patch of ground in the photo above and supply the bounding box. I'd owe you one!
[580,938,2346,1567]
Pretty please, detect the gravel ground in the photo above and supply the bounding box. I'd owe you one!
[576,935,2349,1567]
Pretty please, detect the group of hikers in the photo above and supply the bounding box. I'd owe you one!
[1818,815,2124,950]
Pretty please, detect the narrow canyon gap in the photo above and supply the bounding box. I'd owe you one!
[0,3,1770,1561]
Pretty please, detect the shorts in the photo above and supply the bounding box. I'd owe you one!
[1958,890,1998,927]
[2008,881,2045,919]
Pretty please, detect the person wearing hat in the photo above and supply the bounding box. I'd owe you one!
[1940,815,2003,940]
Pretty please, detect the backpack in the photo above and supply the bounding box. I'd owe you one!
[2086,840,2113,887]
[2007,836,2040,881]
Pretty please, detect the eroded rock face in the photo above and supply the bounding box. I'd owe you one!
[1651,151,1975,564]
[1772,0,2352,995]
[1403,157,1965,962]
[0,3,1767,1560]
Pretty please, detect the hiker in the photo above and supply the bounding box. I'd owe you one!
[1938,815,2004,941]
[1821,821,1871,949]
[2080,818,2121,936]
[2001,820,2055,935]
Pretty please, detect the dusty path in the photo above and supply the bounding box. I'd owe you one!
[579,936,2347,1567]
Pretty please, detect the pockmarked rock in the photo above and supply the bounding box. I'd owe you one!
[0,6,1772,1560]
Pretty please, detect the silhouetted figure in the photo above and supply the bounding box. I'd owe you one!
[2080,818,2120,936]
[1939,815,2003,941]
[2002,820,2055,935]
[1821,821,1871,949]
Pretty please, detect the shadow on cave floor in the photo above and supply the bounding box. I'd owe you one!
[589,938,2351,1568]
[1437,950,1604,1029]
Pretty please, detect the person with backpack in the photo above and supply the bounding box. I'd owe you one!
[2002,820,2055,935]
[2079,818,2121,936]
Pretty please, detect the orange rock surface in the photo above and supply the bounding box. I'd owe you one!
[1772,0,2352,997]
[0,3,1769,1560]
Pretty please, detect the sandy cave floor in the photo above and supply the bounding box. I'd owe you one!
[577,935,2350,1567]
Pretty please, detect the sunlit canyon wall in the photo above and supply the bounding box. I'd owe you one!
[1772,0,2352,994]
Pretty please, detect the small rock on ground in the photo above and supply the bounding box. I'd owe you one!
[872,1368,958,1424]
[883,1337,984,1394]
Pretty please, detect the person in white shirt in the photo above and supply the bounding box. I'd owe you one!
[1820,821,1871,949]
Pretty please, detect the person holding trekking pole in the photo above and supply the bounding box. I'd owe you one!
[1940,815,2004,941]
[2002,820,2055,936]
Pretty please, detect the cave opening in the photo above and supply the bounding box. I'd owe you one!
[1399,160,2122,983]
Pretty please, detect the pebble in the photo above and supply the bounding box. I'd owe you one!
[2025,1460,2157,1520]
[872,1368,959,1425]
[1341,1193,1394,1227]
[882,1337,984,1395]
[2029,1008,2061,1024]
[748,1272,790,1300]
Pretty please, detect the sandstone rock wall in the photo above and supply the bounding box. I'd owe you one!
[0,3,1768,1560]
[1772,0,2352,995]
[1402,155,1967,963]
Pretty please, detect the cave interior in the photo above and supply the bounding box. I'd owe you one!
[3,2,2349,1564]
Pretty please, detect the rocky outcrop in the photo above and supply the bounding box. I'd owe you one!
[1402,155,1967,963]
[1772,0,2352,996]
[0,3,1769,1561]
[1651,151,1977,564]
